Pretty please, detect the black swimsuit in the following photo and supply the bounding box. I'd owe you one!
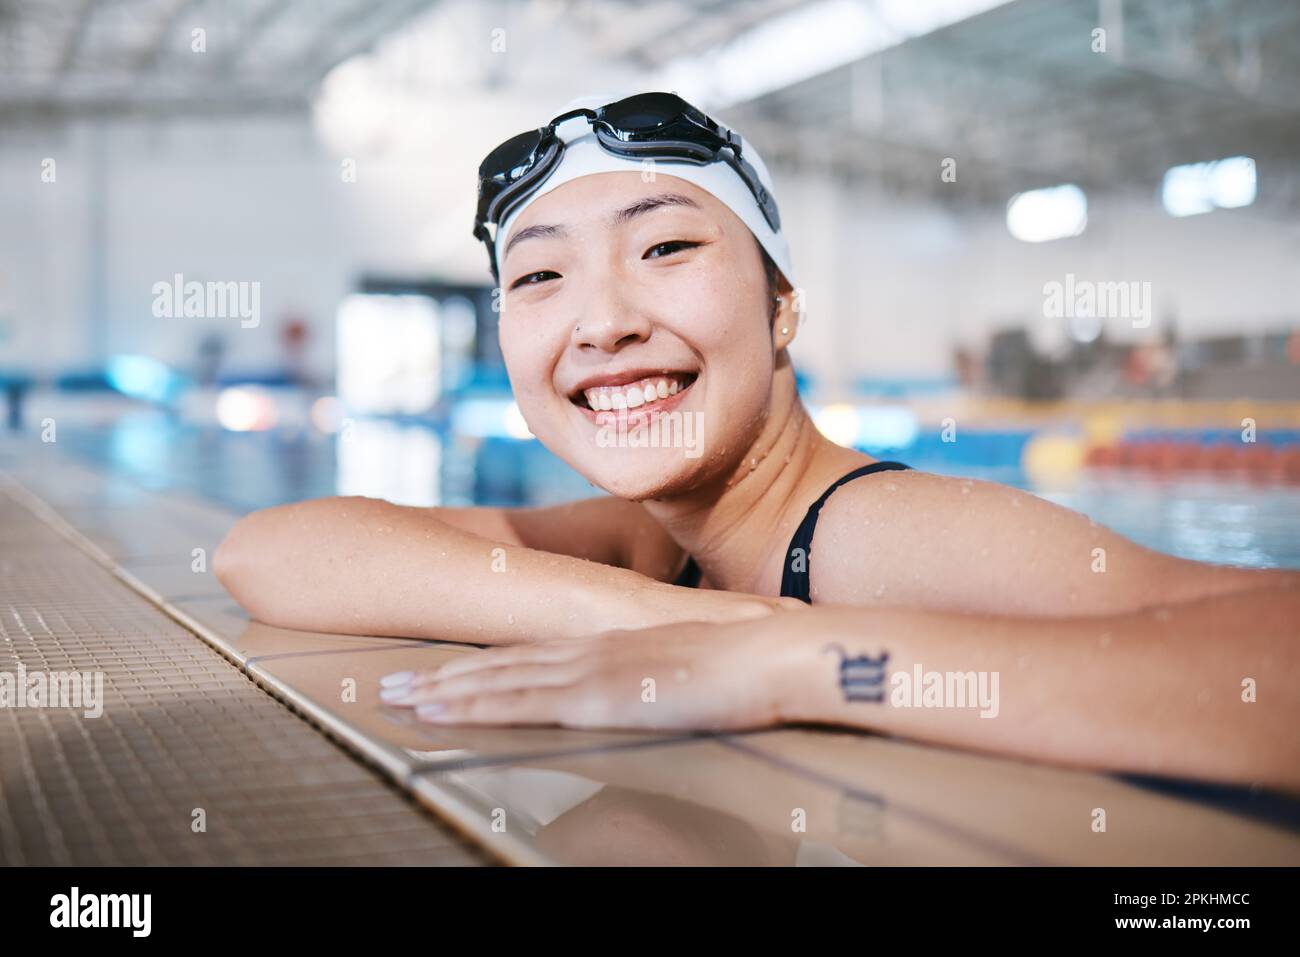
[672,461,911,604]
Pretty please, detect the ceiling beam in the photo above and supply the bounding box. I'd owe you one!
[56,0,99,76]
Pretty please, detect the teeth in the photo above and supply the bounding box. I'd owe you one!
[578,374,692,412]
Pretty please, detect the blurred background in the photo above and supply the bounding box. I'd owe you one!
[2,0,1298,566]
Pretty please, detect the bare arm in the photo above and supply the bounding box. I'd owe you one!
[371,471,1297,789]
[813,471,1296,615]
[214,496,794,644]
[380,582,1299,792]
[774,584,1300,792]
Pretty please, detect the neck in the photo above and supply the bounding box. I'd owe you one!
[640,374,870,594]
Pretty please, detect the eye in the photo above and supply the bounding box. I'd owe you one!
[643,240,701,259]
[510,270,561,290]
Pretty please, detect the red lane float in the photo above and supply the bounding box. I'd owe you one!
[1084,440,1300,483]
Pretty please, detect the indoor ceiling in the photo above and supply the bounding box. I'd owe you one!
[3,0,1296,211]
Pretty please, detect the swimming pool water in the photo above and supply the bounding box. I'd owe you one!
[46,413,1300,570]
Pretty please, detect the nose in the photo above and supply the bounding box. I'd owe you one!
[571,279,653,353]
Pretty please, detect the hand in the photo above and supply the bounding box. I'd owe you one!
[379,615,804,731]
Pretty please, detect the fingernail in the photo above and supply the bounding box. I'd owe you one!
[416,703,446,719]
[380,671,414,688]
[380,687,411,702]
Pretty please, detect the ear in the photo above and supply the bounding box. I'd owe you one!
[772,274,799,350]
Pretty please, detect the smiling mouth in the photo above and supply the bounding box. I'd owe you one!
[571,372,698,413]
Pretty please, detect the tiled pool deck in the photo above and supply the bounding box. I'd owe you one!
[3,440,1298,866]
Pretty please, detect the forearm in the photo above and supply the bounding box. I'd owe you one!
[215,497,779,644]
[773,586,1300,792]
[214,496,652,643]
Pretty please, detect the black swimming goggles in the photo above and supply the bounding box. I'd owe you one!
[473,91,781,282]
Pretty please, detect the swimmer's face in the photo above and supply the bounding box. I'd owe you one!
[496,172,782,500]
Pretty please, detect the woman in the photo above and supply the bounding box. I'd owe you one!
[215,93,1299,792]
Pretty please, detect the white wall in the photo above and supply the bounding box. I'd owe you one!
[0,115,363,381]
[3,111,1297,394]
[780,178,1300,393]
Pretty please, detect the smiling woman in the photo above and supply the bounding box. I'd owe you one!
[215,91,1300,794]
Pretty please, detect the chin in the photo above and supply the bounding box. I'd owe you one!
[577,448,707,501]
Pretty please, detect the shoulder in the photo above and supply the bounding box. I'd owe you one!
[809,469,1046,588]
[815,468,1044,531]
[806,469,1225,614]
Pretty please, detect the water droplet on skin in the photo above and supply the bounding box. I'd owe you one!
[873,584,887,599]
[961,486,970,495]
[884,483,897,492]
[507,614,515,625]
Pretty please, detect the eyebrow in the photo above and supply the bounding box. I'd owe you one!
[610,192,700,225]
[503,223,567,260]
[503,193,702,263]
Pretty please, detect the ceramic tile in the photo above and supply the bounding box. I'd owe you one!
[118,555,230,601]
[411,738,1016,866]
[0,489,486,866]
[248,645,691,773]
[731,729,1300,865]
[168,597,416,665]
[63,510,228,564]
[3,461,159,511]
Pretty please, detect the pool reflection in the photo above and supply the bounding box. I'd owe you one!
[51,411,1300,569]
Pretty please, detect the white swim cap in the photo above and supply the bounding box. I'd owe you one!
[492,93,796,288]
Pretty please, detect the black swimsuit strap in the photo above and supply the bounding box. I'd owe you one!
[674,553,703,588]
[672,461,911,602]
[779,461,910,603]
